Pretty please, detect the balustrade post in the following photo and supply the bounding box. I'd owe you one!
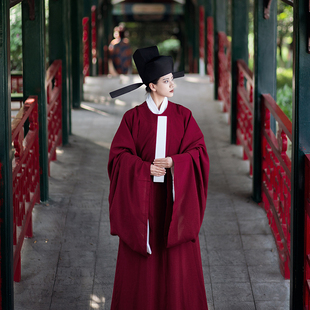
[231,0,249,144]
[22,0,49,202]
[213,0,226,100]
[291,0,310,308]
[252,0,277,203]
[0,1,14,308]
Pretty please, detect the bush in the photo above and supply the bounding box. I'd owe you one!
[277,67,293,89]
[276,84,292,121]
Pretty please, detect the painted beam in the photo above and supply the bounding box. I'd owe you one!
[252,0,277,203]
[290,0,310,308]
[22,0,49,202]
[0,0,14,309]
[230,0,249,144]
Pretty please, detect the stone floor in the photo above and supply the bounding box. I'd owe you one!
[14,74,290,310]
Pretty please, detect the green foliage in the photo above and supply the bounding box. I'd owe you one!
[276,84,292,121]
[10,4,22,71]
[277,67,293,89]
[157,39,180,58]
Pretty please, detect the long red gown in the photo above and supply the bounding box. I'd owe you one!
[108,101,209,310]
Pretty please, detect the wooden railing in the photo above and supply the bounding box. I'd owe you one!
[82,17,90,77]
[46,60,62,176]
[11,72,23,94]
[206,17,214,82]
[236,59,254,176]
[218,32,231,117]
[260,94,292,279]
[11,96,40,282]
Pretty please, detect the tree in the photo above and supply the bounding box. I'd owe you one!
[10,4,22,71]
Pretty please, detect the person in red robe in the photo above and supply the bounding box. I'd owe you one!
[108,46,209,310]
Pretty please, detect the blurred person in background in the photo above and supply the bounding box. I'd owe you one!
[108,24,132,76]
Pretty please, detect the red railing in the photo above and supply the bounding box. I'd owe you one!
[218,32,231,117]
[12,96,40,282]
[207,17,214,82]
[236,60,254,176]
[11,72,23,94]
[304,154,310,308]
[83,17,90,77]
[260,94,292,279]
[91,6,97,70]
[46,60,62,175]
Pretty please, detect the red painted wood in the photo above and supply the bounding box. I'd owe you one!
[217,31,231,119]
[46,60,63,176]
[11,74,23,94]
[11,96,40,282]
[199,6,205,60]
[91,6,97,68]
[260,94,292,279]
[82,17,90,77]
[236,59,254,176]
[206,17,214,82]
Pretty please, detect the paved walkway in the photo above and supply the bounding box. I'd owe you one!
[14,74,290,310]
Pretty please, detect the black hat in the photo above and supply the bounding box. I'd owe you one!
[109,46,184,98]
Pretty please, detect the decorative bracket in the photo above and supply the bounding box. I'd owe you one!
[264,0,273,19]
[27,0,35,21]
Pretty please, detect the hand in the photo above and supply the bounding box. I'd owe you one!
[150,164,166,177]
[153,157,174,169]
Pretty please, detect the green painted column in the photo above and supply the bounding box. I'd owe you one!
[49,0,71,145]
[22,0,49,202]
[97,0,104,75]
[71,0,83,108]
[213,0,226,100]
[230,0,249,144]
[67,0,73,135]
[102,0,113,75]
[204,0,213,75]
[0,2,14,309]
[252,0,277,203]
[290,0,310,308]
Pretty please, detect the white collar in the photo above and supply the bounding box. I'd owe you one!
[146,94,168,115]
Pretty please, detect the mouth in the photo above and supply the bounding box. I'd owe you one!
[170,90,174,93]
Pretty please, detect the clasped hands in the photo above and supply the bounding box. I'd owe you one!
[150,157,173,177]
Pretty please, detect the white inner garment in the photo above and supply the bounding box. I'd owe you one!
[146,93,168,114]
[146,94,170,255]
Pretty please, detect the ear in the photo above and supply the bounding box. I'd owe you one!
[149,83,156,92]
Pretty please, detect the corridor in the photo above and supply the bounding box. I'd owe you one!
[14,74,290,310]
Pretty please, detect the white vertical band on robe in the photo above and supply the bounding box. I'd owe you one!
[154,116,167,183]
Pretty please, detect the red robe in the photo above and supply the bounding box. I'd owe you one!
[108,101,209,310]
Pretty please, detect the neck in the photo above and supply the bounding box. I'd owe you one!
[150,92,165,110]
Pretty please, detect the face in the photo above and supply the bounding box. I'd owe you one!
[150,73,175,98]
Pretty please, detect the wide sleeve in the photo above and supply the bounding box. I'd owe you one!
[108,111,151,256]
[168,112,209,248]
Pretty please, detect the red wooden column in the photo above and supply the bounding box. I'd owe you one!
[199,5,205,76]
